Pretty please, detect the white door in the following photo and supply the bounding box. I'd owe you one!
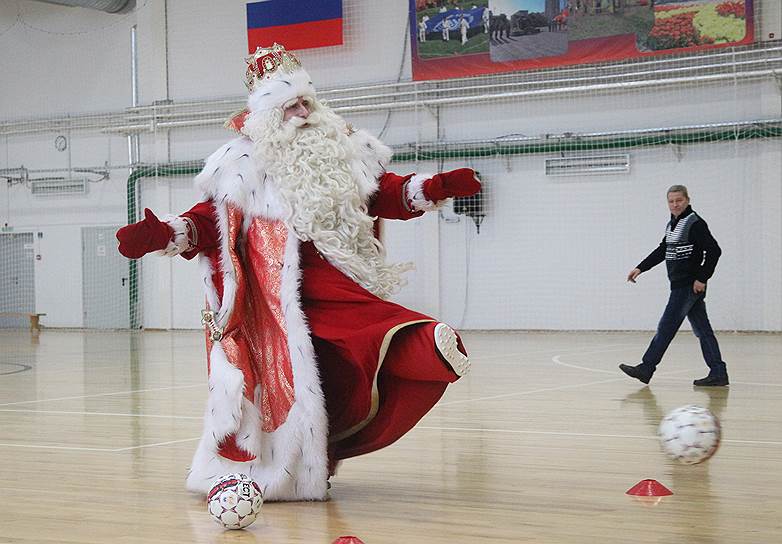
[82,226,130,328]
[0,233,35,328]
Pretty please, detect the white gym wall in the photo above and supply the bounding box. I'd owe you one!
[1,0,780,331]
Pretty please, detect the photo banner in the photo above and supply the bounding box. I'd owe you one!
[410,0,755,81]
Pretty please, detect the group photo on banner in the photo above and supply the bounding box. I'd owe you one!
[410,0,754,80]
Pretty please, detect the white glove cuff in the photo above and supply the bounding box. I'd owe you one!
[406,173,444,212]
[156,215,194,256]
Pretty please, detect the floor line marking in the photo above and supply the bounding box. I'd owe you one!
[3,430,778,452]
[551,355,618,374]
[415,426,782,446]
[112,437,201,452]
[0,357,207,377]
[476,343,638,362]
[550,355,782,387]
[0,437,201,452]
[0,408,202,420]
[0,383,205,407]
[419,425,652,440]
[437,367,695,407]
[723,381,782,387]
[436,376,630,406]
[0,443,116,452]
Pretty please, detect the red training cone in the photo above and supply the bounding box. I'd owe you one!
[332,537,366,544]
[626,479,673,497]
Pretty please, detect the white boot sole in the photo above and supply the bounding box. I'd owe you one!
[434,323,470,376]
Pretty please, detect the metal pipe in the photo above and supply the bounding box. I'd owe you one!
[0,47,782,135]
[118,50,782,111]
[2,118,777,179]
[2,46,781,137]
[490,118,782,142]
[333,69,781,114]
[28,0,134,13]
[38,46,782,114]
[103,68,781,133]
[92,64,782,135]
[5,62,779,137]
[127,25,140,168]
[326,57,782,104]
[127,24,141,329]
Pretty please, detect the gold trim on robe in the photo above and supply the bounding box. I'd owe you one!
[328,319,435,443]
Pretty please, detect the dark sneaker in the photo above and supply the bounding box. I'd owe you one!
[693,374,729,387]
[619,363,653,384]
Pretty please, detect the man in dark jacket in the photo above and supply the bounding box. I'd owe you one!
[620,185,729,387]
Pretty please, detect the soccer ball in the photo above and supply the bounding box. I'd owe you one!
[207,473,263,530]
[658,405,721,465]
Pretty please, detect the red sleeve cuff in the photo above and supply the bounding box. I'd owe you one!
[368,172,424,220]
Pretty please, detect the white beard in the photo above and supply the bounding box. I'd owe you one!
[243,100,410,299]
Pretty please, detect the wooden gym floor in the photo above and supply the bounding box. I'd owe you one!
[1,329,780,543]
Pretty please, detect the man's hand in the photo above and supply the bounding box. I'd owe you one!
[627,268,641,283]
[116,208,173,259]
[693,280,706,294]
[422,168,481,202]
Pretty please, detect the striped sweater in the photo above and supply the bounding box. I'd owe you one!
[637,206,722,289]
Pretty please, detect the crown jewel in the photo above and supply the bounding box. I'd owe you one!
[244,43,302,92]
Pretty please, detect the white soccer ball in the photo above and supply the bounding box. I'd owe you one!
[207,473,263,530]
[658,405,721,465]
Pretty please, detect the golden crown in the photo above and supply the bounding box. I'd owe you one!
[244,43,302,92]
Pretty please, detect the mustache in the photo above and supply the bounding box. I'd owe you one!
[288,116,308,128]
[273,111,336,147]
[288,109,323,128]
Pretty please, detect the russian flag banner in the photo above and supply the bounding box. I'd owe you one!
[246,0,343,53]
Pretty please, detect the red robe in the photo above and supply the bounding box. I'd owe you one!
[179,172,463,468]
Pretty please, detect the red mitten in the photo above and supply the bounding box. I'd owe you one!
[116,208,173,259]
[422,168,481,202]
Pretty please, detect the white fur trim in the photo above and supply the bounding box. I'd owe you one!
[210,199,236,328]
[198,255,220,313]
[247,68,316,113]
[195,137,289,222]
[195,131,393,222]
[348,129,392,202]
[253,231,329,500]
[206,342,245,441]
[156,215,190,256]
[407,173,444,212]
[185,125,398,500]
[187,232,329,501]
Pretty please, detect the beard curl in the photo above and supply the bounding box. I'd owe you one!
[243,100,410,299]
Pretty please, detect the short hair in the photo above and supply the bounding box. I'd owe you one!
[667,185,689,199]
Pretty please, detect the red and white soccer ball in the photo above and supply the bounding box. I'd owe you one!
[658,405,721,465]
[207,473,263,530]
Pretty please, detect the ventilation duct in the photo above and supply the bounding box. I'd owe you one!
[545,154,631,176]
[28,0,135,14]
[30,177,88,196]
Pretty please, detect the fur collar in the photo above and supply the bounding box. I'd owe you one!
[194,129,393,218]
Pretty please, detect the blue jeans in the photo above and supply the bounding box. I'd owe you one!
[641,287,727,376]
